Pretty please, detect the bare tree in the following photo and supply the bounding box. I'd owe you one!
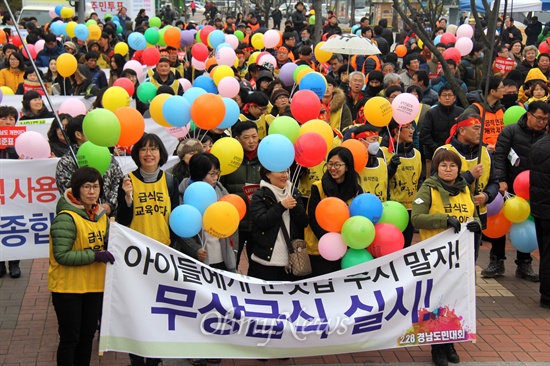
[312,0,323,44]
[250,0,275,25]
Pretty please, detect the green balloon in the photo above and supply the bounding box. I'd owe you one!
[195,29,202,43]
[341,248,374,269]
[144,28,160,45]
[85,19,97,26]
[137,82,158,103]
[341,216,375,249]
[234,30,244,41]
[104,13,113,20]
[116,24,123,34]
[150,16,161,28]
[189,120,198,131]
[83,108,121,147]
[293,64,310,82]
[157,28,167,46]
[378,200,410,232]
[77,141,112,175]
[268,116,301,143]
[503,105,526,126]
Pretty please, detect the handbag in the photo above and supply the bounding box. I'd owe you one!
[280,220,312,277]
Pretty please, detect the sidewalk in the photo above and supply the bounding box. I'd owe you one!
[0,238,548,366]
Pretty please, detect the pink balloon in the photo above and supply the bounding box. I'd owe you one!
[256,51,271,64]
[217,77,240,98]
[263,29,281,49]
[318,232,348,261]
[58,98,87,117]
[215,47,236,66]
[456,24,474,39]
[123,60,144,82]
[49,9,57,18]
[179,78,192,92]
[15,131,51,159]
[191,57,206,71]
[21,44,37,60]
[35,39,45,53]
[225,34,239,50]
[391,92,420,125]
[455,37,473,56]
[258,54,277,70]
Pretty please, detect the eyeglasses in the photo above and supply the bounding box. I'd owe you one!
[254,105,268,112]
[529,112,549,123]
[327,162,346,169]
[440,93,455,98]
[207,170,221,178]
[401,124,415,130]
[139,147,160,154]
[82,184,100,191]
[276,95,289,101]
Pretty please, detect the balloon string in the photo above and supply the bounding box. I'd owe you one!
[200,228,206,248]
[63,76,66,96]
[291,165,302,191]
[290,81,297,97]
[395,126,401,156]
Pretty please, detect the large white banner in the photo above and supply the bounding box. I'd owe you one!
[100,223,477,358]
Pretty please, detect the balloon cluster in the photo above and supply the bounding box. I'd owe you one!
[433,24,474,59]
[362,94,420,127]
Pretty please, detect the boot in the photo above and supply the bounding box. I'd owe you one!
[0,262,6,278]
[431,344,448,366]
[443,343,460,363]
[480,255,505,278]
[8,261,20,279]
[515,260,539,282]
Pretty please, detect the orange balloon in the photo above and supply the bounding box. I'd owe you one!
[190,93,226,129]
[395,45,407,57]
[164,27,181,47]
[219,194,247,220]
[205,57,218,71]
[483,210,512,239]
[276,31,283,47]
[341,139,368,173]
[315,197,350,232]
[115,107,145,146]
[0,31,6,44]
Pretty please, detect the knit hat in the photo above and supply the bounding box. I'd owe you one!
[270,88,289,104]
[176,138,204,160]
[64,41,77,52]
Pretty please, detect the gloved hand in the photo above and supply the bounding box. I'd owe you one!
[390,155,402,167]
[466,221,481,233]
[447,217,461,234]
[94,250,115,264]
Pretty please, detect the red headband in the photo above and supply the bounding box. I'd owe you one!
[446,117,481,144]
[353,130,379,140]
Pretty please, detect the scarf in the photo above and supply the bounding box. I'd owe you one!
[321,172,359,202]
[433,173,468,197]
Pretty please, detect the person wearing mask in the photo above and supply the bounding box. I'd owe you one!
[294,27,313,60]
[0,52,25,94]
[19,90,55,121]
[35,33,65,67]
[239,91,270,139]
[363,70,385,98]
[501,79,521,110]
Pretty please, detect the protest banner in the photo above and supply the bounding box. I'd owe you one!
[100,223,476,359]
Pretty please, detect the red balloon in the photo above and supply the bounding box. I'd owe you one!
[367,223,405,258]
[113,77,135,97]
[142,47,160,66]
[539,42,550,54]
[290,90,321,124]
[294,132,327,167]
[440,33,456,45]
[11,35,22,47]
[442,47,461,65]
[21,44,37,60]
[192,43,209,62]
[513,170,530,200]
[200,25,215,45]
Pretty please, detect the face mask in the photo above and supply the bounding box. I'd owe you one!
[479,52,484,59]
[368,141,380,155]
[502,94,519,109]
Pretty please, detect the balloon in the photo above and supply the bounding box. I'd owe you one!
[180,30,195,47]
[248,51,261,65]
[341,139,368,173]
[455,37,473,56]
[169,204,202,238]
[251,33,264,50]
[212,65,234,86]
[144,28,160,45]
[193,75,218,94]
[364,97,393,127]
[349,193,383,223]
[199,25,215,45]
[49,8,57,18]
[341,248,374,269]
[503,196,530,223]
[150,16,162,28]
[113,42,129,56]
[34,39,45,53]
[203,201,240,238]
[268,116,301,143]
[279,62,298,87]
[299,72,327,99]
[21,44,37,60]
[441,33,456,45]
[218,97,240,129]
[208,29,225,49]
[161,95,192,127]
[182,87,207,105]
[111,78,134,98]
[315,197,350,232]
[217,77,240,98]
[509,220,538,253]
[291,90,321,124]
[296,67,314,84]
[60,7,74,18]
[83,108,121,147]
[258,134,295,172]
[136,82,157,103]
[442,47,461,65]
[318,233,348,261]
[456,24,474,39]
[65,21,77,38]
[184,181,217,214]
[192,43,209,62]
[191,57,206,70]
[210,137,243,176]
[395,45,407,57]
[258,54,277,71]
[341,216,375,249]
[56,53,77,77]
[58,98,87,117]
[487,192,504,217]
[367,223,405,257]
[85,19,97,26]
[513,170,530,200]
[483,210,512,238]
[102,86,130,112]
[74,24,89,41]
[215,47,237,66]
[314,41,332,63]
[300,119,334,151]
[0,86,14,95]
[123,60,144,81]
[224,34,239,49]
[191,94,225,129]
[55,5,63,15]
[150,94,172,127]
[503,105,526,126]
[88,24,101,40]
[262,29,280,48]
[114,107,145,146]
[142,47,161,66]
[391,93,421,125]
[76,141,111,175]
[294,132,327,168]
[128,32,147,50]
[164,27,181,47]
[434,34,442,45]
[235,30,244,41]
[219,194,247,220]
[538,42,550,54]
[50,21,63,36]
[378,201,409,232]
[14,131,50,159]
[178,78,193,92]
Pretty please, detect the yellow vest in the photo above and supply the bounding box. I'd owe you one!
[48,210,108,293]
[420,186,475,241]
[239,113,268,139]
[436,144,491,215]
[147,68,180,94]
[382,147,422,209]
[358,157,388,201]
[129,172,172,245]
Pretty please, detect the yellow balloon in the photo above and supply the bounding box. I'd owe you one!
[248,51,260,65]
[363,96,393,127]
[114,42,129,56]
[210,137,244,176]
[251,33,264,50]
[150,94,172,127]
[417,39,424,49]
[212,65,234,85]
[203,201,240,238]
[300,119,334,151]
[503,196,531,223]
[296,67,313,84]
[88,24,101,40]
[66,21,77,38]
[102,86,130,112]
[0,86,14,95]
[60,7,75,18]
[314,42,333,63]
[56,53,78,77]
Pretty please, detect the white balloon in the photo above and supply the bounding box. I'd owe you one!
[456,37,474,56]
[457,24,474,39]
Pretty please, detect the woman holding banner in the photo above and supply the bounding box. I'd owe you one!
[411,149,481,366]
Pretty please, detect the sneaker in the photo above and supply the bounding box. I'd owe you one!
[431,344,448,366]
[480,255,505,278]
[515,260,539,282]
[443,343,460,363]
[0,262,6,278]
[8,262,20,279]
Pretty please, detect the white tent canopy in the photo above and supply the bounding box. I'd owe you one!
[490,0,542,12]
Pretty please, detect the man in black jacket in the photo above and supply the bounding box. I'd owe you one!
[500,17,523,48]
[378,18,393,49]
[525,16,542,47]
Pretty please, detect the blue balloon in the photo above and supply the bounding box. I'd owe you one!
[258,134,295,172]
[355,29,361,36]
[60,23,68,37]
[169,204,202,238]
[74,24,89,41]
[162,96,191,127]
[183,181,217,215]
[208,29,226,49]
[50,21,63,36]
[193,75,218,94]
[128,32,147,50]
[351,24,360,33]
[509,220,538,253]
[112,15,120,22]
[434,34,442,45]
[55,5,63,15]
[349,193,384,223]
[182,87,207,104]
[215,42,233,52]
[299,72,327,99]
[218,98,240,129]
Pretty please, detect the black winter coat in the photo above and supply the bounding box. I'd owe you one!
[420,103,464,159]
[529,133,550,220]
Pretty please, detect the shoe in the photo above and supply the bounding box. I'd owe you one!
[480,255,505,278]
[515,260,539,282]
[431,344,448,366]
[0,262,6,278]
[8,263,20,279]
[190,360,207,366]
[541,302,550,309]
[443,343,460,363]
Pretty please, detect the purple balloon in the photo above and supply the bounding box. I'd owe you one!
[487,192,504,217]
[180,30,195,47]
[279,63,298,87]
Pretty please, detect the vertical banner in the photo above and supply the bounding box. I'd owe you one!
[100,223,476,358]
